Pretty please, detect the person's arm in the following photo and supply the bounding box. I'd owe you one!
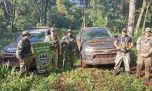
[16,40,23,59]
[127,37,134,50]
[136,37,141,52]
[114,37,120,49]
[143,40,152,57]
[44,36,51,43]
[58,37,62,55]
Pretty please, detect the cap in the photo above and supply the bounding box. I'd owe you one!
[50,27,55,32]
[67,29,72,33]
[145,28,151,32]
[122,28,127,32]
[22,31,30,36]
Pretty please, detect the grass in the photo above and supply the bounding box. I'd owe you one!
[0,64,152,91]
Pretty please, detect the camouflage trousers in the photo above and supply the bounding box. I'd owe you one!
[64,51,74,67]
[114,51,130,72]
[18,56,32,74]
[52,48,59,68]
[136,53,151,78]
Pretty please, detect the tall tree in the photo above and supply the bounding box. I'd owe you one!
[135,0,147,34]
[128,0,136,36]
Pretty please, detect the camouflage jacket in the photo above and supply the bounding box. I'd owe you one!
[44,35,60,49]
[61,35,76,52]
[136,36,152,56]
[16,38,32,59]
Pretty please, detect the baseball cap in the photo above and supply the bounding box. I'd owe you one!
[67,29,72,33]
[145,28,151,32]
[122,28,127,32]
[22,31,30,36]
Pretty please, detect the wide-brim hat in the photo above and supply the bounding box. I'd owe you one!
[22,31,30,36]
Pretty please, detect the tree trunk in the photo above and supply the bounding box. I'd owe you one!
[44,0,49,26]
[10,0,16,32]
[142,1,150,33]
[128,0,136,36]
[135,0,147,35]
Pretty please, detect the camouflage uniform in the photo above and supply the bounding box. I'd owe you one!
[136,35,152,82]
[61,35,75,67]
[114,34,133,76]
[44,33,60,68]
[16,37,33,74]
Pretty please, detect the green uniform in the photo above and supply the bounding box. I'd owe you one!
[16,38,32,74]
[136,36,152,80]
[44,35,61,68]
[61,35,75,67]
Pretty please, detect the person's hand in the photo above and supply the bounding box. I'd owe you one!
[19,59,24,64]
[116,46,120,49]
[141,54,148,57]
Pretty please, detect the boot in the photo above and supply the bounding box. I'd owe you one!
[126,71,130,77]
[114,69,119,76]
[144,78,150,85]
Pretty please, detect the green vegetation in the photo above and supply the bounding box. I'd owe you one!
[0,64,152,91]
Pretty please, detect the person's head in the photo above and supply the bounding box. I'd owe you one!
[144,28,151,37]
[46,29,51,35]
[122,28,128,36]
[50,27,56,35]
[67,29,72,36]
[22,31,30,39]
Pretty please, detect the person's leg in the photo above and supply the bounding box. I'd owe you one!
[54,49,59,68]
[136,53,144,77]
[123,53,131,76]
[114,52,123,75]
[19,58,26,74]
[144,57,151,84]
[70,51,74,67]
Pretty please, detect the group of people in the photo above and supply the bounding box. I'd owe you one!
[16,27,76,74]
[113,27,152,84]
[16,26,152,84]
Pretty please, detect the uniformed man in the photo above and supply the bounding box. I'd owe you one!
[114,28,133,76]
[61,29,76,68]
[16,31,33,74]
[136,28,152,84]
[44,27,61,68]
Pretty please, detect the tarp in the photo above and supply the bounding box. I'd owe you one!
[32,42,53,73]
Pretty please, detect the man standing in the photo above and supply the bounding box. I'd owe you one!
[136,28,152,84]
[114,28,133,76]
[61,29,76,68]
[44,27,61,68]
[16,31,33,74]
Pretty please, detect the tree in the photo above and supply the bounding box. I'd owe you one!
[128,0,136,36]
[135,0,147,34]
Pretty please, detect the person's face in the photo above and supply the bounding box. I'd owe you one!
[24,35,30,39]
[67,32,71,36]
[51,30,55,35]
[145,31,151,37]
[122,31,127,36]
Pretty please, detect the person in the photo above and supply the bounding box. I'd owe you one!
[113,28,133,76]
[61,29,76,69]
[16,31,33,74]
[44,27,61,69]
[136,28,152,84]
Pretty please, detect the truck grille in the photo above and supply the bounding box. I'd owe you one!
[95,54,116,58]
